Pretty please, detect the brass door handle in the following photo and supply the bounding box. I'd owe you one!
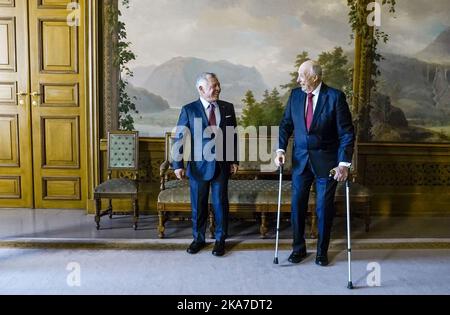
[16,92,27,105]
[31,92,41,106]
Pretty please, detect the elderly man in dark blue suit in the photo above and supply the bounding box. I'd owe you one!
[172,73,239,256]
[275,60,355,266]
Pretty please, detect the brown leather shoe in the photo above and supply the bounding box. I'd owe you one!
[186,241,206,254]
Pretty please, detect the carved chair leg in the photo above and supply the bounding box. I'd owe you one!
[260,212,268,238]
[209,207,215,240]
[108,199,113,219]
[95,198,101,230]
[133,198,139,230]
[158,211,166,238]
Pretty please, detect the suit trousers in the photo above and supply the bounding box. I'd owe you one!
[189,162,229,243]
[291,161,338,255]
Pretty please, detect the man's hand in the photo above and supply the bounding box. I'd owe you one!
[174,168,186,180]
[230,164,239,175]
[274,152,285,167]
[331,165,349,182]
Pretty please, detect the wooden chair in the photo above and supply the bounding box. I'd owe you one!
[94,131,139,230]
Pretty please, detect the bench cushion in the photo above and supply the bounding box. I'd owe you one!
[158,179,293,205]
[158,180,370,205]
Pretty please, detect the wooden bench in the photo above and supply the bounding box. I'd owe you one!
[157,133,371,238]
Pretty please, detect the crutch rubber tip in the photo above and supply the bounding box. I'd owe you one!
[273,257,279,264]
[347,281,354,289]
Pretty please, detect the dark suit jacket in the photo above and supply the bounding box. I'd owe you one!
[279,83,355,177]
[172,99,238,181]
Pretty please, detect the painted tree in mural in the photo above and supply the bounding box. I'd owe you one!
[240,47,351,128]
[114,0,138,130]
[318,47,351,91]
[240,88,285,130]
[262,88,284,127]
[239,90,264,127]
[347,0,396,141]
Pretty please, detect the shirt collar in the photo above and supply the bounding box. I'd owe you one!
[200,97,217,110]
[311,82,322,96]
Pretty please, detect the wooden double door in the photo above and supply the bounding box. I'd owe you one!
[0,0,88,209]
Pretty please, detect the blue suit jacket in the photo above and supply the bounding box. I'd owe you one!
[172,99,238,181]
[279,84,355,177]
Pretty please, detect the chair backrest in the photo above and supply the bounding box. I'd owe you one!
[107,131,139,171]
[163,132,293,174]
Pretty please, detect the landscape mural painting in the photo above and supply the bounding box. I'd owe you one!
[369,0,450,142]
[120,0,450,143]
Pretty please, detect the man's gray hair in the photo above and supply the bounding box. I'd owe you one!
[310,62,322,79]
[196,72,217,90]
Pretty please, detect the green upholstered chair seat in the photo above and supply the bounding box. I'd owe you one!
[95,178,137,194]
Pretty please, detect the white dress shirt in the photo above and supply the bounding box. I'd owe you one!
[200,97,221,126]
[277,82,351,168]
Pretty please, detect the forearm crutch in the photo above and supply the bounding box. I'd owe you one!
[330,169,353,289]
[345,178,354,289]
[273,164,283,264]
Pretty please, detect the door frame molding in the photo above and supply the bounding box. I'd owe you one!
[86,0,101,211]
[100,0,119,136]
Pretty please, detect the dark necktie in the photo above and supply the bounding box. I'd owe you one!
[306,92,314,131]
[208,103,217,126]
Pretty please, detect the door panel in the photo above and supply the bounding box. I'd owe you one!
[0,17,16,71]
[0,0,33,207]
[41,116,79,168]
[38,0,75,9]
[0,115,19,166]
[29,0,86,208]
[40,20,78,73]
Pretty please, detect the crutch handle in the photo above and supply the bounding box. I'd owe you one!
[329,168,352,182]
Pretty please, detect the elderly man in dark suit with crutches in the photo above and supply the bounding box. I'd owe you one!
[275,60,355,266]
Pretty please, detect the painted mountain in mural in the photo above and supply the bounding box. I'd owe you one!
[125,84,170,114]
[416,27,450,65]
[128,65,157,88]
[134,57,269,108]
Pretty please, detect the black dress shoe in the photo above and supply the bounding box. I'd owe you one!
[315,255,329,266]
[212,241,225,256]
[187,241,206,254]
[288,251,307,263]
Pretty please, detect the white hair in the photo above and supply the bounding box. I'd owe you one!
[195,72,217,91]
[310,62,323,79]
